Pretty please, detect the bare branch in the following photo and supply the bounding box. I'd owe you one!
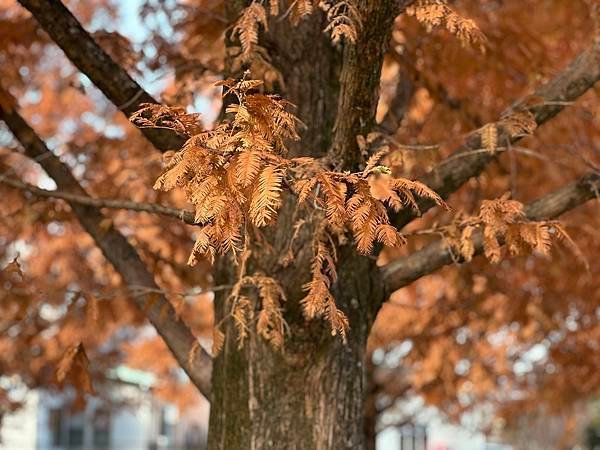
[1,176,196,224]
[17,0,185,152]
[382,172,600,293]
[389,37,600,230]
[0,103,212,398]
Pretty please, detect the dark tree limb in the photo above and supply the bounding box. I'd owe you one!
[17,0,185,152]
[390,37,600,230]
[0,104,212,398]
[381,172,600,293]
[330,0,415,170]
[0,176,196,224]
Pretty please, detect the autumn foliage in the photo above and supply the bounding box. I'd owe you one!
[0,0,599,448]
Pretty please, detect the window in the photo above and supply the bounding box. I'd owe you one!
[66,415,85,449]
[49,408,64,447]
[47,406,85,449]
[93,408,111,449]
[399,424,427,450]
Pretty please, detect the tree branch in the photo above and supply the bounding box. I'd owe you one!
[0,104,212,399]
[17,0,185,152]
[0,176,196,224]
[382,172,600,293]
[330,0,415,169]
[389,36,600,230]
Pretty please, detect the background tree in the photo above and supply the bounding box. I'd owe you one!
[0,1,598,449]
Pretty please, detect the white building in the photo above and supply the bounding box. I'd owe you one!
[0,367,208,450]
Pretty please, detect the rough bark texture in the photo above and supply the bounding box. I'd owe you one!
[209,250,385,450]
[207,3,393,449]
[363,359,378,450]
[265,9,342,157]
[0,104,212,398]
[330,0,400,169]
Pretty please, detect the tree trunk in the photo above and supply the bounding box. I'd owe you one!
[208,250,386,450]
[207,5,390,449]
[364,359,379,450]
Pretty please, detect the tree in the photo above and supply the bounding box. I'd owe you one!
[0,0,598,449]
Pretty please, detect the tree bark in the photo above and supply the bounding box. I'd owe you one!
[363,358,378,450]
[206,2,394,447]
[208,247,386,450]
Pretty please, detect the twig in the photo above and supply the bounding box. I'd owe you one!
[1,176,197,225]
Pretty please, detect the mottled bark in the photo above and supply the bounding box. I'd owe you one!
[330,0,399,169]
[207,3,392,448]
[209,247,386,450]
[364,359,378,450]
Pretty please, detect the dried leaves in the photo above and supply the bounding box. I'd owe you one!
[234,0,362,45]
[130,103,203,137]
[293,156,446,336]
[300,224,349,341]
[480,123,498,154]
[233,2,268,58]
[407,0,486,51]
[147,79,299,265]
[478,109,537,155]
[227,273,287,350]
[294,153,446,254]
[230,3,281,87]
[445,194,579,264]
[249,165,284,227]
[133,78,446,347]
[321,1,361,44]
[56,343,94,395]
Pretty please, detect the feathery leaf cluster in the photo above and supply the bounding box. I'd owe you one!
[133,78,446,346]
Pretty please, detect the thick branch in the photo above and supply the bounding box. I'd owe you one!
[17,0,185,152]
[390,37,600,230]
[0,104,212,398]
[330,0,415,169]
[382,172,600,293]
[1,176,196,224]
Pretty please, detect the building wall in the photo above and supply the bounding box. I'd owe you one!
[0,383,180,450]
[109,385,156,450]
[0,390,39,450]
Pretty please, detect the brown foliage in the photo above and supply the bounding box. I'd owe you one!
[0,0,598,441]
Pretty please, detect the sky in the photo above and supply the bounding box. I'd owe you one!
[116,0,215,119]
